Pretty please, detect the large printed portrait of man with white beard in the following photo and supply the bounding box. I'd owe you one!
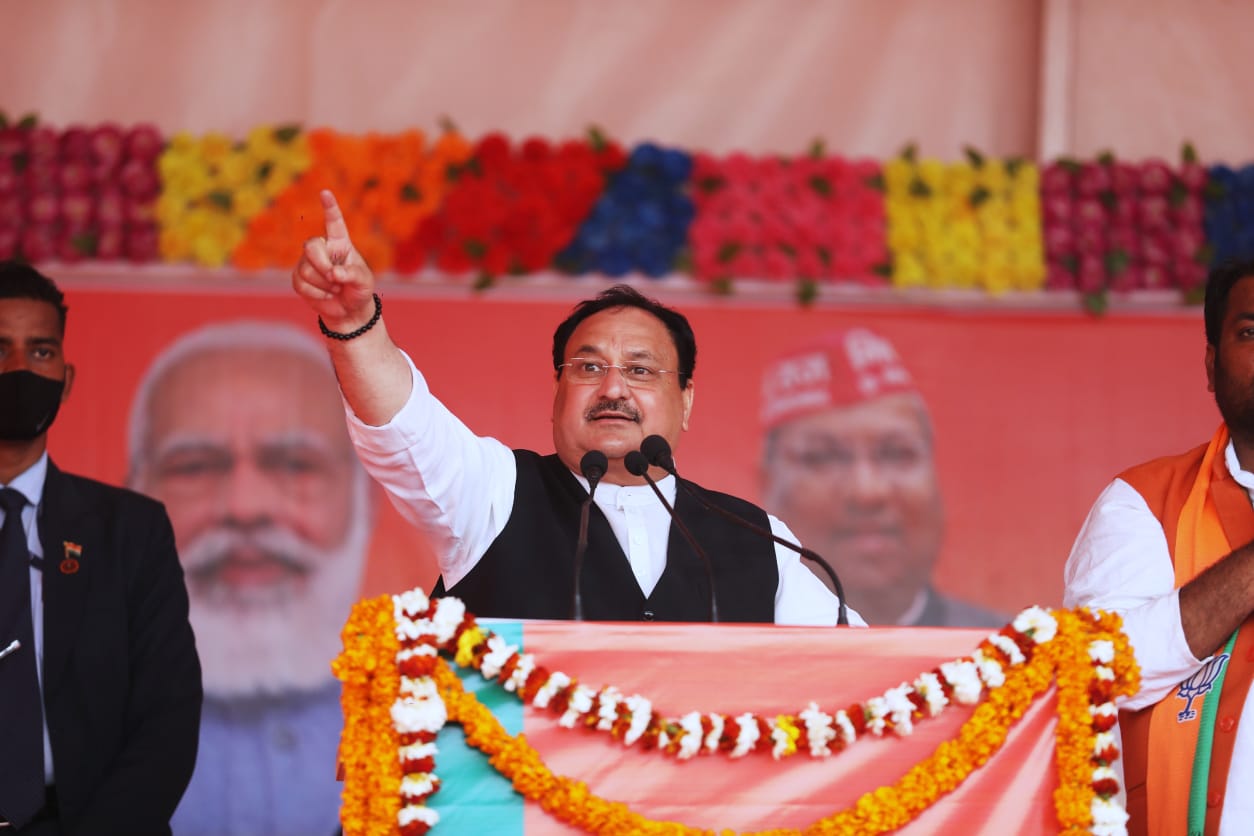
[127,319,374,836]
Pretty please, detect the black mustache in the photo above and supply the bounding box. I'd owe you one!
[585,399,641,422]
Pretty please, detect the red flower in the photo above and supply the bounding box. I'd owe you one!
[124,124,164,163]
[1076,162,1113,198]
[1138,160,1173,195]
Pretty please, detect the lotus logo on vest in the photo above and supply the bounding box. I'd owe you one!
[1175,653,1230,723]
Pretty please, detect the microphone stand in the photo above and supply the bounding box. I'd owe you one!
[571,450,608,621]
[624,451,719,622]
[640,436,850,626]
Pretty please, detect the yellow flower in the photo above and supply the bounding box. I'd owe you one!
[216,152,257,191]
[455,626,486,668]
[198,132,235,167]
[882,159,914,195]
[231,185,270,220]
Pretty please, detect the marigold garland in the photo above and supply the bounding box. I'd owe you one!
[332,589,1140,835]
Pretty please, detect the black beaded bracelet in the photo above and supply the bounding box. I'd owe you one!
[318,293,382,341]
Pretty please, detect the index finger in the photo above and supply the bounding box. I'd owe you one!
[321,189,353,249]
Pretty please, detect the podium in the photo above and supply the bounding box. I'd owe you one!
[335,595,1136,835]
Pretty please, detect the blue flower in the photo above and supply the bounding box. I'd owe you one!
[560,142,694,277]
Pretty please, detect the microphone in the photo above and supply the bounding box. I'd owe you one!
[639,435,851,626]
[623,449,719,622]
[571,450,609,620]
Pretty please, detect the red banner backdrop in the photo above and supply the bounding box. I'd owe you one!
[50,272,1215,612]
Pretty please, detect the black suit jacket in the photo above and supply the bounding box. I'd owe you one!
[37,461,202,835]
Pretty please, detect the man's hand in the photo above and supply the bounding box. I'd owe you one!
[291,190,377,332]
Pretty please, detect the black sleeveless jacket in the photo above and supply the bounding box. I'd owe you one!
[434,450,778,622]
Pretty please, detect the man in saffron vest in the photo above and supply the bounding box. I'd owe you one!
[1064,260,1254,836]
[290,190,862,627]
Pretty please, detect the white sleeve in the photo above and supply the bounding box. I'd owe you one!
[770,514,868,627]
[1063,478,1202,710]
[343,351,516,588]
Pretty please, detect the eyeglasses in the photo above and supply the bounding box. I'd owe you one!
[557,358,679,388]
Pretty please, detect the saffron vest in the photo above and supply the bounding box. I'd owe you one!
[434,450,778,622]
[1118,430,1254,836]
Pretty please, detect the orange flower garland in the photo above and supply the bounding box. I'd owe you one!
[332,593,403,835]
[333,590,1140,836]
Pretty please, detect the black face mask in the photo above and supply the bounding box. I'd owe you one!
[0,370,66,442]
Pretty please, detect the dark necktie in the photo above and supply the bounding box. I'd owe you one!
[0,487,45,827]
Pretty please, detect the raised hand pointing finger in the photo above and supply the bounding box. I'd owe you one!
[321,189,354,268]
[293,190,377,327]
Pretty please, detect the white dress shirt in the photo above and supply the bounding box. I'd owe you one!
[3,452,56,783]
[1064,440,1253,834]
[345,352,864,627]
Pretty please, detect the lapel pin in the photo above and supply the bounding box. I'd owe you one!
[61,541,82,575]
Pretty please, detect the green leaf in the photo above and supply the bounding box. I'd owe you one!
[17,113,38,130]
[363,177,380,191]
[0,111,7,129]
[797,277,819,306]
[473,272,495,291]
[439,115,460,135]
[899,142,918,163]
[206,191,233,210]
[586,124,608,152]
[1006,157,1025,177]
[274,124,302,143]
[864,172,886,192]
[1168,181,1189,208]
[871,261,893,277]
[71,232,98,255]
[1194,243,1215,266]
[1183,284,1206,305]
[1181,142,1198,164]
[696,174,726,194]
[401,183,422,202]
[1060,254,1080,273]
[1096,149,1116,166]
[552,251,582,275]
[1082,290,1109,316]
[463,239,487,259]
[817,245,832,266]
[1104,249,1130,275]
[256,161,274,181]
[1204,180,1227,202]
[808,175,832,197]
[1098,190,1117,212]
[969,185,992,208]
[808,137,826,159]
[711,277,735,296]
[962,145,985,168]
[908,176,932,198]
[716,242,741,263]
[1057,157,1082,175]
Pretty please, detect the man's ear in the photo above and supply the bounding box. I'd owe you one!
[62,363,76,401]
[1205,345,1216,393]
[681,380,694,432]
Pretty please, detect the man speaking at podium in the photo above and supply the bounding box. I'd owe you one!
[291,191,860,626]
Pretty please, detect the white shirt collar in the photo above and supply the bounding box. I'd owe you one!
[571,470,678,506]
[2,451,49,507]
